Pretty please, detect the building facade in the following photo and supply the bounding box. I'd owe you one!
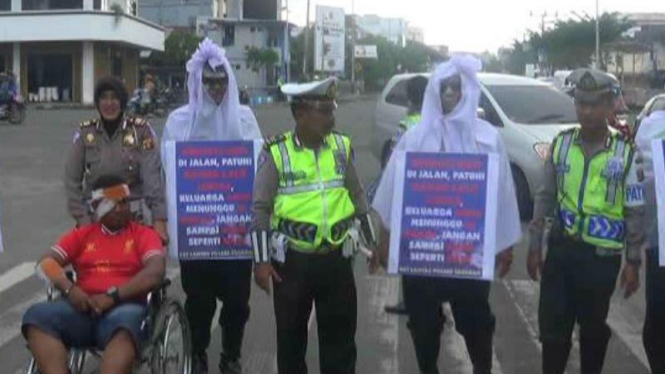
[139,0,282,28]
[196,17,290,91]
[353,14,408,46]
[0,0,164,104]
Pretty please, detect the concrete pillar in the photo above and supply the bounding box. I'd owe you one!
[83,0,94,10]
[11,0,20,11]
[82,42,95,105]
[12,43,20,92]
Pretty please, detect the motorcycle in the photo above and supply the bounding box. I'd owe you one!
[127,89,167,118]
[0,93,26,125]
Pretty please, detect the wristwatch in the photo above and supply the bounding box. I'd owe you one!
[106,286,121,304]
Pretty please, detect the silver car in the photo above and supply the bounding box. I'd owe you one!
[372,73,579,219]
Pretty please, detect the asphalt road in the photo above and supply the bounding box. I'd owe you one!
[0,99,653,373]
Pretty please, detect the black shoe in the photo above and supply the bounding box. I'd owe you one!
[192,351,209,374]
[385,301,408,315]
[219,353,242,374]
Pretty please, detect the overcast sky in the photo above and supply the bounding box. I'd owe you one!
[282,0,660,53]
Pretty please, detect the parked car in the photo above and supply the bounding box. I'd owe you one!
[373,73,579,220]
[636,93,665,129]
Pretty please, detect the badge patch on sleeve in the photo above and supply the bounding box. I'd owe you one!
[142,137,155,151]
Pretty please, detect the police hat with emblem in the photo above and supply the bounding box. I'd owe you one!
[568,68,617,105]
[281,78,338,111]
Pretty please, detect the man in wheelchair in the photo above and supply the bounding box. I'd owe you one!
[22,175,166,374]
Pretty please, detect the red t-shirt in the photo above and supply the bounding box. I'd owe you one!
[51,222,164,295]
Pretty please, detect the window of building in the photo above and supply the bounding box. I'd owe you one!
[0,56,5,72]
[93,0,101,9]
[23,0,83,10]
[223,25,235,47]
[28,54,73,102]
[112,55,122,78]
[235,64,241,71]
[250,27,256,33]
[0,0,10,11]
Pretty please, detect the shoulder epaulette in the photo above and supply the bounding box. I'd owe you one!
[79,119,98,128]
[127,116,148,127]
[263,134,288,150]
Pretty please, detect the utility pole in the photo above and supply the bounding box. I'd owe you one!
[351,0,356,94]
[595,0,601,69]
[303,0,311,79]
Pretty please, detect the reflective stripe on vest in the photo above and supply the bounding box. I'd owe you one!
[269,132,356,252]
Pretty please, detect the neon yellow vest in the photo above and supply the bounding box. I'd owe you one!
[399,113,421,131]
[269,132,356,252]
[552,128,633,249]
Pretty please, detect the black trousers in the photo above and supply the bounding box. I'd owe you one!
[538,238,621,374]
[643,249,665,374]
[273,250,357,374]
[180,260,252,360]
[403,275,495,374]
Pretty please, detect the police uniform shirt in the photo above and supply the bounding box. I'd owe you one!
[65,117,166,226]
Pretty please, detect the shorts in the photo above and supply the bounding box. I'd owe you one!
[22,299,147,352]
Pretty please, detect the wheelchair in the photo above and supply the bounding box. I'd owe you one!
[25,273,192,374]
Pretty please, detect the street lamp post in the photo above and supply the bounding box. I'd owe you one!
[596,0,601,69]
[303,0,311,78]
[351,0,356,94]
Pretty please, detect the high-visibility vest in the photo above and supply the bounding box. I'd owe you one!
[552,128,634,249]
[269,132,356,252]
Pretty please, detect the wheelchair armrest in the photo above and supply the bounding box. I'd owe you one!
[145,278,172,304]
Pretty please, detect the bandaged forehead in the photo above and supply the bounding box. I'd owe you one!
[203,63,228,80]
[92,184,130,202]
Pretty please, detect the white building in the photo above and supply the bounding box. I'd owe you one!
[353,14,408,47]
[407,26,424,44]
[0,0,164,104]
[605,13,665,77]
[197,17,291,91]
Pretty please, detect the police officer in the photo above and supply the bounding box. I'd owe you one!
[251,77,377,374]
[161,39,262,374]
[528,68,645,374]
[372,55,521,374]
[65,77,168,243]
[634,107,665,373]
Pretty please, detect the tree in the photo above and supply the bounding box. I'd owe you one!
[147,30,202,68]
[529,12,632,70]
[246,47,280,72]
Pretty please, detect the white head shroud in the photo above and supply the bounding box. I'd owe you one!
[183,38,257,140]
[413,54,483,153]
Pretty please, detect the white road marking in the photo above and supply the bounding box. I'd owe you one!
[608,297,650,369]
[0,262,37,294]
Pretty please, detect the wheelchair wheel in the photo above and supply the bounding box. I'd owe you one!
[25,358,38,374]
[150,298,191,374]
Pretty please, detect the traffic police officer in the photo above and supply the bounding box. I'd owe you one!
[65,77,168,243]
[528,68,645,374]
[251,77,377,374]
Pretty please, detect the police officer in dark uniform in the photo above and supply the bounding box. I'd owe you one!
[251,77,377,374]
[65,77,168,243]
[528,68,645,374]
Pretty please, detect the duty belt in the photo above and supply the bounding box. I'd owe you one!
[277,217,354,243]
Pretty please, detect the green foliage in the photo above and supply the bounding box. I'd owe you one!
[499,12,632,73]
[147,30,202,68]
[246,47,280,72]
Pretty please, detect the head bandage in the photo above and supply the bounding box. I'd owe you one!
[90,184,130,220]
